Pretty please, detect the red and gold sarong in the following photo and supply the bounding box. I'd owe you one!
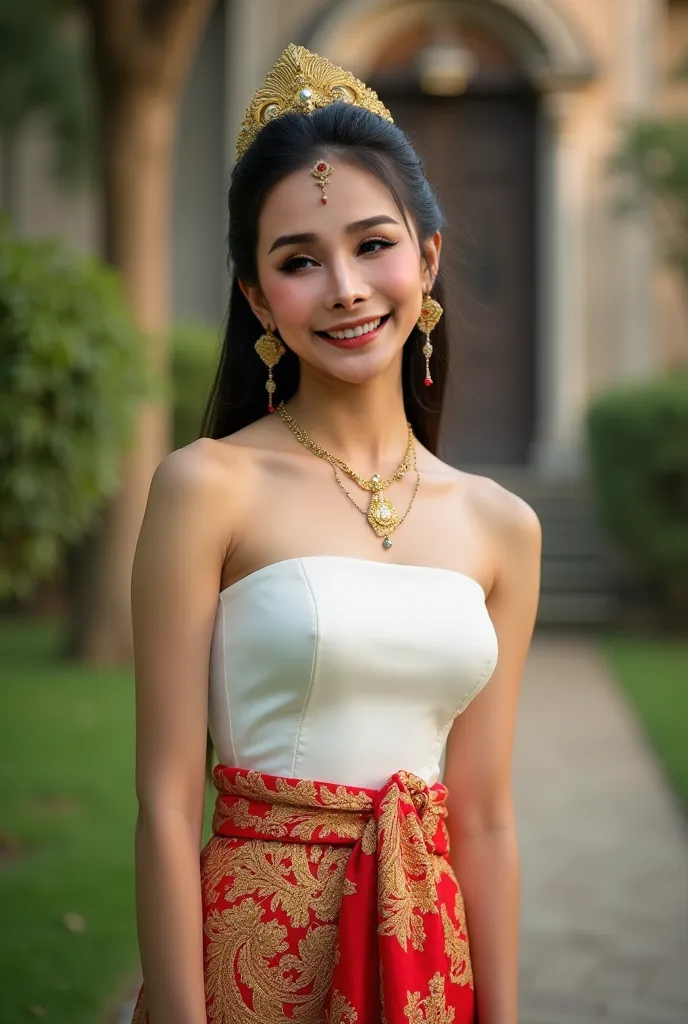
[131,766,475,1023]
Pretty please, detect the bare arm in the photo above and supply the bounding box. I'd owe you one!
[444,486,541,1024]
[131,443,228,1024]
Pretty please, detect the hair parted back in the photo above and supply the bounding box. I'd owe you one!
[202,102,449,452]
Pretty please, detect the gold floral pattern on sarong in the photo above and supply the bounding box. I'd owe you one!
[404,972,456,1024]
[129,767,476,1024]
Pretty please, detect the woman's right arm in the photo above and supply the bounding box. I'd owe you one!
[131,444,229,1024]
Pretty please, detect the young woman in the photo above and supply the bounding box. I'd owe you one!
[130,44,541,1024]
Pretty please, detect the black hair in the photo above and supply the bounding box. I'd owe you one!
[201,102,449,451]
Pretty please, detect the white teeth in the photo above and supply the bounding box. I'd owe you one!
[326,317,382,340]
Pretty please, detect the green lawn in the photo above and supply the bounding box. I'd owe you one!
[0,620,140,1024]
[602,634,688,810]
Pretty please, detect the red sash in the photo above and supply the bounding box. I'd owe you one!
[132,766,475,1023]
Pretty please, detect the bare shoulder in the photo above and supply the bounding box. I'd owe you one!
[458,471,542,600]
[463,471,541,545]
[147,436,255,516]
[421,450,541,577]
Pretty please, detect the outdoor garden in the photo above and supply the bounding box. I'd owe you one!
[1,2,687,1022]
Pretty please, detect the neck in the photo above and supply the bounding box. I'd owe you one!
[282,365,411,482]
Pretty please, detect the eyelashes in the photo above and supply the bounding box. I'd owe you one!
[280,237,398,274]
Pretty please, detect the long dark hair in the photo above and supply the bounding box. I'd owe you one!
[201,102,449,452]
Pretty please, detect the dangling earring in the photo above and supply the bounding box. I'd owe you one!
[416,293,443,387]
[254,327,286,413]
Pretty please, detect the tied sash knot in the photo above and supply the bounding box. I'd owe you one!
[211,766,475,1023]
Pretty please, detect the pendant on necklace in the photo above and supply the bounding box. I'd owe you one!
[367,489,400,539]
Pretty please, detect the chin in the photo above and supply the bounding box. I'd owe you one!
[321,349,402,385]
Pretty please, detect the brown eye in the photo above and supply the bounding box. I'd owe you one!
[358,238,397,256]
[282,254,317,273]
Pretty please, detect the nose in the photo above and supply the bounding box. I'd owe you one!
[326,256,372,310]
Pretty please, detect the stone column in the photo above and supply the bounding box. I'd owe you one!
[532,92,588,475]
[221,0,279,303]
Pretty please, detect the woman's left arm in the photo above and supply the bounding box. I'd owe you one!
[443,484,542,1024]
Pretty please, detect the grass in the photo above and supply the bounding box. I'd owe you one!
[602,633,688,810]
[0,620,140,1024]
[0,619,218,1024]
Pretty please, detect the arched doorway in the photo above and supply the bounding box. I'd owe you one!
[371,23,538,466]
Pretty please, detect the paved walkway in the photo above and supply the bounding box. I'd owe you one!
[515,635,688,1023]
[115,634,688,1023]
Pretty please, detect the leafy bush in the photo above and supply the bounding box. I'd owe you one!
[586,373,688,624]
[171,321,220,450]
[0,221,146,599]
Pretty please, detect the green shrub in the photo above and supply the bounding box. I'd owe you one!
[586,373,688,623]
[171,321,220,450]
[0,221,146,599]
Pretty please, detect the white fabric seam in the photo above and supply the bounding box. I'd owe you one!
[290,559,319,778]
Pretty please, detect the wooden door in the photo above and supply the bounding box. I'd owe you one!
[389,91,538,466]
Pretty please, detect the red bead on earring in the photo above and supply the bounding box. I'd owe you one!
[416,294,443,388]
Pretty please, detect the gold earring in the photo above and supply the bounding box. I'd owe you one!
[416,294,443,387]
[254,327,286,413]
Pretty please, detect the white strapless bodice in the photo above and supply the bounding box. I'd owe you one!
[208,556,498,790]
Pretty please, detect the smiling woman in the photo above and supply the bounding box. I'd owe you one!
[207,98,450,447]
[129,43,541,1024]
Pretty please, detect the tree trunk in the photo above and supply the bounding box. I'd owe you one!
[71,1,213,663]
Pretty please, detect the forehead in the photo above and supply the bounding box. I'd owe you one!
[257,159,404,249]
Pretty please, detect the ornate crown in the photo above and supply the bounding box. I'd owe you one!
[235,43,394,160]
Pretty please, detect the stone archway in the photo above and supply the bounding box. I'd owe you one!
[304,0,597,470]
[307,0,595,87]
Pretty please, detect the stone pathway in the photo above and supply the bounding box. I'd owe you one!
[514,634,688,1023]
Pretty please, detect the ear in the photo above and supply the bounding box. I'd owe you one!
[239,278,273,330]
[421,231,442,291]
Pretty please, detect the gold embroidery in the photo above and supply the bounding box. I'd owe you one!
[326,989,359,1023]
[360,817,377,856]
[376,783,438,952]
[219,769,370,813]
[441,892,474,989]
[218,842,349,928]
[130,770,467,1023]
[201,837,235,906]
[404,972,456,1024]
[204,901,338,1023]
[213,771,371,843]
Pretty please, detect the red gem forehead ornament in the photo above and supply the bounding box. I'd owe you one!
[311,159,333,204]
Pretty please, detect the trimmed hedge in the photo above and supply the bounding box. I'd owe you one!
[171,321,220,450]
[0,222,146,599]
[586,372,688,624]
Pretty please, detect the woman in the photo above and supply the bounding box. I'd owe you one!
[130,44,541,1024]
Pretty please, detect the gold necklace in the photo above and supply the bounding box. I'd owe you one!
[276,402,420,549]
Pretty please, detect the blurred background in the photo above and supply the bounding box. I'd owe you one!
[0,1,686,1022]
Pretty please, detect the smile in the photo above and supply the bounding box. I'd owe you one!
[317,313,391,349]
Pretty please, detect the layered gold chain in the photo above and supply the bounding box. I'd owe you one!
[276,402,420,549]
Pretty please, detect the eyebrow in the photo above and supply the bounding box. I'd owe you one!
[268,215,399,254]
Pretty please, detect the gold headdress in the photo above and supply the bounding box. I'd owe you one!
[236,44,394,161]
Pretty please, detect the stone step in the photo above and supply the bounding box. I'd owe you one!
[536,590,620,625]
[483,470,624,626]
[540,558,619,592]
